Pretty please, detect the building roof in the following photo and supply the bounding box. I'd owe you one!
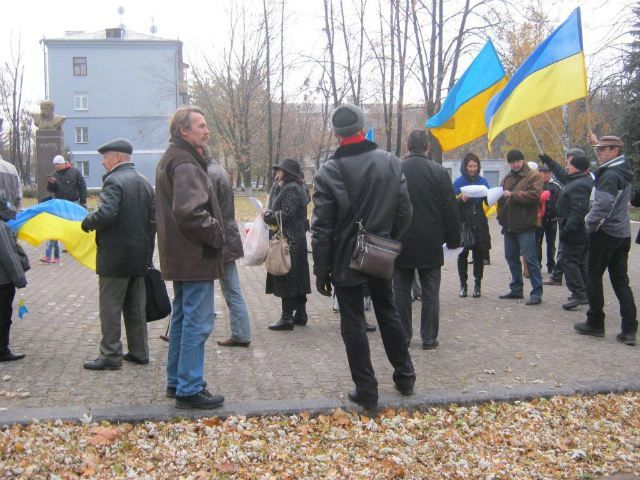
[44,28,179,43]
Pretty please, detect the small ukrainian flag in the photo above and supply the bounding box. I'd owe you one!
[18,299,28,319]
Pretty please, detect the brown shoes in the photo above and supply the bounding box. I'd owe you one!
[217,337,251,347]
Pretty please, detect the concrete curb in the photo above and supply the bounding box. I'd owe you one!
[2,379,640,426]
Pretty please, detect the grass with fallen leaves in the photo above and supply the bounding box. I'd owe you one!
[1,393,640,479]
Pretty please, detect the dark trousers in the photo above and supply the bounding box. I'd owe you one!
[536,220,557,272]
[393,266,441,346]
[335,279,415,403]
[457,246,486,285]
[0,284,16,355]
[557,241,587,300]
[281,295,306,316]
[586,231,637,334]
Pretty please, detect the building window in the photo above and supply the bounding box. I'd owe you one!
[73,57,87,76]
[76,160,90,177]
[75,127,88,144]
[74,93,88,111]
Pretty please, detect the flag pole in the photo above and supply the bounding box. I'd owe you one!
[584,93,593,135]
[526,120,544,154]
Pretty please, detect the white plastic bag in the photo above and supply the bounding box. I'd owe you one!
[241,214,269,266]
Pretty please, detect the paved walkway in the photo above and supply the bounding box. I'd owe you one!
[1,220,639,424]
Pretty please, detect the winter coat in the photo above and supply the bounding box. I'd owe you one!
[497,164,543,233]
[155,139,225,281]
[453,167,491,251]
[47,165,87,206]
[585,155,634,238]
[0,221,27,288]
[81,163,155,277]
[543,157,593,245]
[264,181,311,298]
[396,152,460,268]
[0,158,22,209]
[311,140,412,287]
[207,161,244,263]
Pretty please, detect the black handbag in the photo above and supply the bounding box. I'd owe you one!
[460,222,476,250]
[336,159,402,280]
[145,266,171,322]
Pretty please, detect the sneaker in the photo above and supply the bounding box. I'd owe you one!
[573,321,605,338]
[51,258,61,264]
[562,298,588,310]
[616,332,636,346]
[175,388,224,409]
[332,295,340,312]
[40,256,51,263]
[166,381,208,398]
[543,277,562,286]
[525,296,542,306]
[498,291,524,299]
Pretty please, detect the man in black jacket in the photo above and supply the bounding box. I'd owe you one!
[536,164,562,274]
[311,104,415,410]
[538,149,593,310]
[81,138,156,370]
[393,130,460,350]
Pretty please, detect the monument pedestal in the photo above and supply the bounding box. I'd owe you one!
[35,129,64,201]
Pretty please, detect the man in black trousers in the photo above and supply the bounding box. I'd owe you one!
[311,104,415,410]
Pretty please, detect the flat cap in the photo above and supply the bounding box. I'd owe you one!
[566,148,587,159]
[97,138,133,155]
[594,135,623,148]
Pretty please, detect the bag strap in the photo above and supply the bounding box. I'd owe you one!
[335,158,364,231]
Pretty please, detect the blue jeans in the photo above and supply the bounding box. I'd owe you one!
[504,230,543,298]
[167,281,215,397]
[219,261,251,342]
[45,240,59,259]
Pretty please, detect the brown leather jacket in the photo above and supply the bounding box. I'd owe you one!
[497,164,543,233]
[155,139,225,281]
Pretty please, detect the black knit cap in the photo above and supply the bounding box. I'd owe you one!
[506,149,524,163]
[273,158,303,178]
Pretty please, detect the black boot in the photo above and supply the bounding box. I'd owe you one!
[269,312,294,331]
[459,284,467,298]
[472,280,481,298]
[293,306,308,326]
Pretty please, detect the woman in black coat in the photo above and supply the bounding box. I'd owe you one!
[264,159,311,330]
[452,153,492,298]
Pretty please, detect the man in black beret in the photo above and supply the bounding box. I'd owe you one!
[81,138,156,370]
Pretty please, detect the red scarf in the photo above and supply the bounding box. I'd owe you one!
[339,133,366,146]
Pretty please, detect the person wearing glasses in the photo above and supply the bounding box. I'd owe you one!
[573,135,637,347]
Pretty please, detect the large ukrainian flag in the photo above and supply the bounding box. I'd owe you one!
[426,40,507,152]
[8,199,96,270]
[485,8,587,145]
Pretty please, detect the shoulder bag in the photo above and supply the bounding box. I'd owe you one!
[335,159,402,280]
[145,266,172,322]
[265,211,291,276]
[460,222,475,250]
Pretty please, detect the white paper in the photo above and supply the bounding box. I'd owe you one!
[459,185,489,198]
[487,187,504,206]
[247,196,263,212]
[443,243,463,260]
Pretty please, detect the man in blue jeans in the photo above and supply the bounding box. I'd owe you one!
[207,154,252,347]
[496,149,544,305]
[156,107,226,409]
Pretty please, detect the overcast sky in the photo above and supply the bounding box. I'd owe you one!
[1,0,631,110]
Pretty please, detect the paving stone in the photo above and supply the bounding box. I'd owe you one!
[0,220,638,423]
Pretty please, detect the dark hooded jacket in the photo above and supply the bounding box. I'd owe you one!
[0,190,27,288]
[311,140,413,287]
[541,156,593,245]
[585,155,634,238]
[47,164,87,206]
[452,158,491,250]
[395,152,460,268]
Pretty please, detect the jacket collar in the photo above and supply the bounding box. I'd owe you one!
[596,154,625,175]
[331,140,378,159]
[102,162,134,182]
[170,138,207,167]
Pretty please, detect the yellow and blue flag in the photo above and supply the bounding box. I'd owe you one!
[17,299,28,319]
[7,199,96,271]
[426,40,507,152]
[485,8,588,146]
